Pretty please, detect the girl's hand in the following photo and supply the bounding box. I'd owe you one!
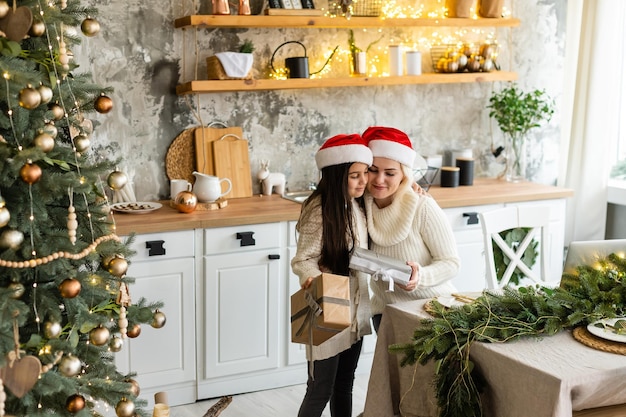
[301,276,315,289]
[396,261,420,292]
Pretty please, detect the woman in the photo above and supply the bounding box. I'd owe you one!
[362,126,460,332]
[291,133,373,417]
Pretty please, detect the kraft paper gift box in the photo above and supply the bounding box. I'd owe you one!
[349,247,412,290]
[291,273,351,346]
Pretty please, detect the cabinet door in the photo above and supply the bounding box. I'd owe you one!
[200,250,281,380]
[116,255,196,407]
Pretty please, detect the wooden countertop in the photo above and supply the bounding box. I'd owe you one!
[114,178,574,235]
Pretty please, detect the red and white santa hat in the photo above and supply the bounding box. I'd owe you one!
[315,133,373,170]
[362,126,418,168]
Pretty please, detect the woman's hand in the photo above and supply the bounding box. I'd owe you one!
[412,182,431,197]
[396,261,420,292]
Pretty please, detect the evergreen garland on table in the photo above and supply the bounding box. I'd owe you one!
[389,253,626,417]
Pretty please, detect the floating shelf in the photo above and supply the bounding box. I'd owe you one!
[174,15,521,29]
[176,71,518,94]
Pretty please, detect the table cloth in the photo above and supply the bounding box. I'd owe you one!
[362,300,626,417]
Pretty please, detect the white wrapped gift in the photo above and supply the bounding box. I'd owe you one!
[349,247,412,291]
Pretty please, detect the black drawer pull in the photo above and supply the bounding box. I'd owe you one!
[236,231,256,247]
[146,240,166,256]
[268,254,280,260]
[463,212,479,225]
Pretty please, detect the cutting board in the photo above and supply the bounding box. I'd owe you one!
[193,125,244,175]
[212,134,253,198]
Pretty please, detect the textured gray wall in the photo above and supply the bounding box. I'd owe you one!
[76,0,566,201]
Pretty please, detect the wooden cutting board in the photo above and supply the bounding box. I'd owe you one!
[194,126,244,175]
[212,134,253,198]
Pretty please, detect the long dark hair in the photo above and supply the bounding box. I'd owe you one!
[304,163,362,276]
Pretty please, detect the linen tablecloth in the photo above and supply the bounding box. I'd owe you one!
[362,300,626,417]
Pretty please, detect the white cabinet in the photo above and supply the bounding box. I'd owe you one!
[444,198,567,291]
[197,222,306,400]
[115,230,196,408]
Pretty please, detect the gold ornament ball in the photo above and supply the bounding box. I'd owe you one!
[94,95,113,114]
[0,229,24,250]
[0,206,10,228]
[20,162,42,184]
[127,324,141,338]
[101,254,116,269]
[29,19,46,37]
[107,170,128,190]
[66,394,86,413]
[81,17,101,37]
[8,282,25,299]
[89,325,110,346]
[108,257,128,277]
[126,378,140,397]
[49,103,65,120]
[43,121,58,137]
[109,335,123,352]
[151,310,167,328]
[59,278,81,298]
[19,86,41,110]
[37,84,53,104]
[174,191,198,213]
[44,321,62,338]
[34,132,55,153]
[0,1,9,18]
[74,134,91,153]
[59,354,82,377]
[115,398,135,417]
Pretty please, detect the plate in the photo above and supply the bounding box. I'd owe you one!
[111,202,162,214]
[587,318,626,343]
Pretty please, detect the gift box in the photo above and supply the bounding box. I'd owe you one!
[349,247,412,289]
[290,273,351,346]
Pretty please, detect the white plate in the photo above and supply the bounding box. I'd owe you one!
[111,202,162,214]
[587,318,626,343]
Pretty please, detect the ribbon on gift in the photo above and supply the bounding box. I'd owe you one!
[372,268,397,292]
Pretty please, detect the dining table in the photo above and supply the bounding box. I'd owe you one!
[362,299,626,417]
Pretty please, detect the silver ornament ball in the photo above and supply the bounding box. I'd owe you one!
[0,229,24,250]
[151,310,167,329]
[44,321,62,338]
[109,336,124,352]
[58,354,82,377]
[0,206,10,228]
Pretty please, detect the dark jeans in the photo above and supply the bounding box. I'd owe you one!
[297,339,363,417]
[372,314,382,334]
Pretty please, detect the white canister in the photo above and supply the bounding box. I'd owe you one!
[388,45,403,76]
[405,50,422,75]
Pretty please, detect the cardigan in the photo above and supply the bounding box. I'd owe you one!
[291,195,372,361]
[364,185,460,316]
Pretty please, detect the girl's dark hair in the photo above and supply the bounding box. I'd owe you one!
[304,163,361,276]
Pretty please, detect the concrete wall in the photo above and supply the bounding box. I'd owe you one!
[77,0,567,200]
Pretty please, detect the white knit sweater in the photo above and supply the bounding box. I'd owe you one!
[291,196,372,361]
[364,185,460,315]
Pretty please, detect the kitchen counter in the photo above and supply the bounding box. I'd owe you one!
[114,178,574,236]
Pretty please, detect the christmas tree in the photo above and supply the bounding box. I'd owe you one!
[0,0,163,416]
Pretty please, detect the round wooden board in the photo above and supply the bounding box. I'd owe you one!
[165,128,197,183]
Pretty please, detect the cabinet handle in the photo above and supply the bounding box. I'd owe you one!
[146,240,166,256]
[268,254,280,260]
[463,212,479,225]
[236,231,256,246]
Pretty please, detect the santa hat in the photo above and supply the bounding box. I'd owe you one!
[362,126,418,168]
[315,133,373,170]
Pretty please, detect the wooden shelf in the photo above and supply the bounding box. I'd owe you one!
[176,71,517,94]
[174,15,521,29]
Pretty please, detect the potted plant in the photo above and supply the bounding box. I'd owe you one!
[487,83,555,182]
[347,29,383,76]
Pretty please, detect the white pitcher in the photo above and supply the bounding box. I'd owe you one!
[192,171,232,202]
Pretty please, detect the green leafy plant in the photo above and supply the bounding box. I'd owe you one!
[493,227,538,285]
[347,29,383,55]
[389,252,626,417]
[238,39,255,53]
[487,84,555,178]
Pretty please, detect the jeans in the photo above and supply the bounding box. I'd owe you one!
[297,339,363,417]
